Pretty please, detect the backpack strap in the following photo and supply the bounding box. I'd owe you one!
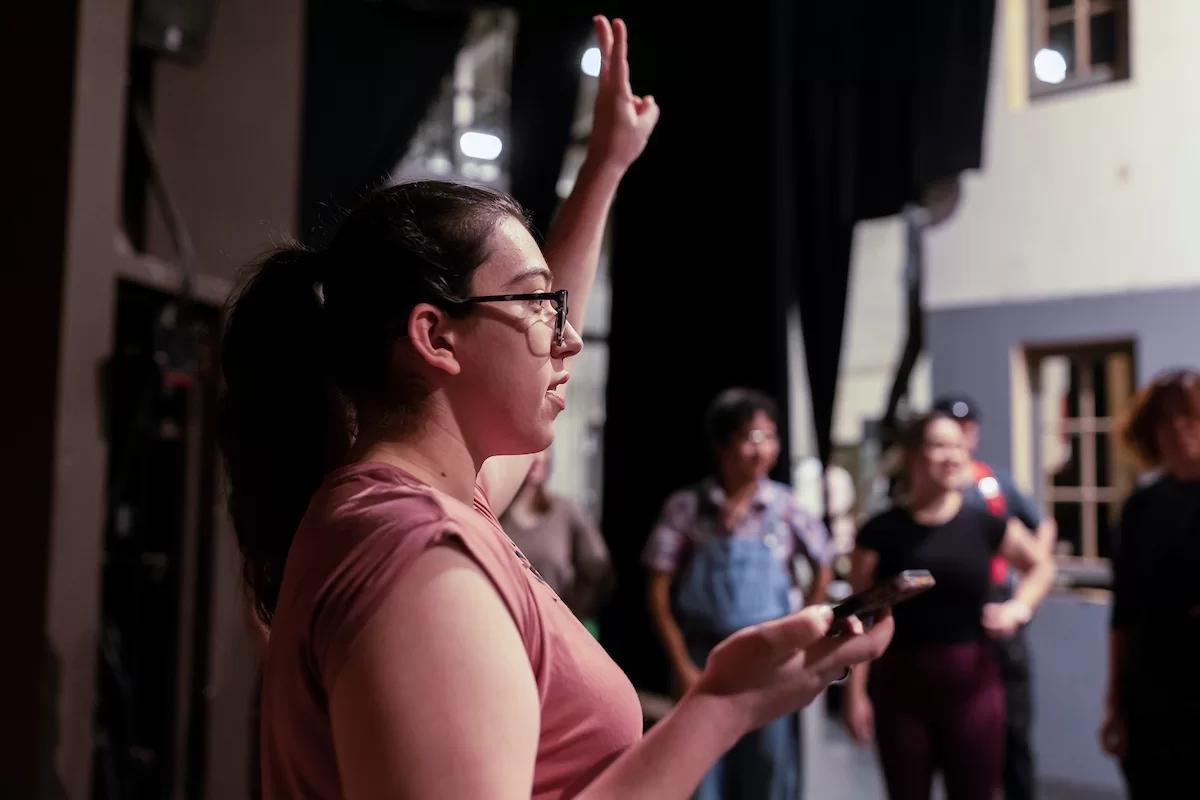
[972,461,1011,585]
[971,460,1008,517]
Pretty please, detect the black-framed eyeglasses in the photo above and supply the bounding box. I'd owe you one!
[457,289,569,346]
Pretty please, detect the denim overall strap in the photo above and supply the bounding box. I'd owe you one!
[675,487,794,639]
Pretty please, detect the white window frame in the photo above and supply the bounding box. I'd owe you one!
[1012,340,1136,564]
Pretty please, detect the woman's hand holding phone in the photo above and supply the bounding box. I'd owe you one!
[690,605,894,737]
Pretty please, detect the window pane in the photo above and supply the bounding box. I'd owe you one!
[1039,355,1072,422]
[1096,430,1112,487]
[1091,12,1118,66]
[1049,22,1076,74]
[1092,358,1111,417]
[1098,501,1118,560]
[1055,502,1083,557]
[1047,432,1082,487]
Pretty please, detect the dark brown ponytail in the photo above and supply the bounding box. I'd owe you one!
[219,245,349,623]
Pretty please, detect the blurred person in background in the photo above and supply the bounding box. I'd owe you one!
[500,447,613,631]
[1102,369,1200,797]
[932,394,1056,800]
[843,412,1055,800]
[644,387,835,800]
[220,18,894,799]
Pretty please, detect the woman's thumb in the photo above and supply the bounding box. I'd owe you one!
[758,605,833,655]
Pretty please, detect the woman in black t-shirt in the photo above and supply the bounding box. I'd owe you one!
[1102,369,1200,798]
[842,412,1056,800]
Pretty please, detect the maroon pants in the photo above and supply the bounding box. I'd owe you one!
[870,640,1005,800]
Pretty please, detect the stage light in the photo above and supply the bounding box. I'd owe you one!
[459,131,503,161]
[1033,48,1068,84]
[581,47,601,77]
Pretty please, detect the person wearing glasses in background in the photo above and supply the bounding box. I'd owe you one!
[644,388,835,800]
[220,18,894,800]
[932,395,1056,800]
[1102,369,1200,797]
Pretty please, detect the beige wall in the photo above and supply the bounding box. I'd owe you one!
[48,0,305,796]
[927,0,1200,309]
[147,0,305,283]
[48,2,134,795]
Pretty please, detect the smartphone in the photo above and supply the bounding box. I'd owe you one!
[829,569,936,631]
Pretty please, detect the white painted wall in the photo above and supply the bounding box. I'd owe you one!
[926,0,1200,311]
[791,216,932,458]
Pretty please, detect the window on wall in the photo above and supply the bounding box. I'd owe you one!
[1026,343,1137,563]
[1029,0,1130,99]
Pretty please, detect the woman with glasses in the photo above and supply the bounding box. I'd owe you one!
[643,387,836,800]
[221,17,893,800]
[1102,369,1200,798]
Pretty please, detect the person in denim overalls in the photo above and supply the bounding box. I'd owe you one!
[645,388,834,799]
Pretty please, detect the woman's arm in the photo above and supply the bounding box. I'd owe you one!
[806,563,834,608]
[330,546,540,799]
[332,544,891,799]
[999,517,1057,613]
[841,547,879,744]
[567,502,614,617]
[477,17,659,516]
[647,570,702,694]
[1100,494,1139,757]
[1105,629,1131,712]
[981,519,1058,639]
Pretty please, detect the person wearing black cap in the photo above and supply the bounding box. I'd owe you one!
[932,394,1056,800]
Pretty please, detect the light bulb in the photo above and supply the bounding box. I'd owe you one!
[459,131,503,161]
[1033,48,1068,85]
[581,47,601,77]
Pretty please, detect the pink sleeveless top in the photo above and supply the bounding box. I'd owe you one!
[260,462,643,799]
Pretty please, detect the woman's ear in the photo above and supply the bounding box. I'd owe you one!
[407,303,462,376]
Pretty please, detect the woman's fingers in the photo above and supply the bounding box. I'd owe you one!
[593,16,613,78]
[754,605,834,656]
[611,18,631,93]
[805,609,894,675]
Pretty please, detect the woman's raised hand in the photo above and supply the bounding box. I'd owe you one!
[696,606,894,735]
[588,16,660,173]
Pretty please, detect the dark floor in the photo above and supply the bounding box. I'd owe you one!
[802,703,1124,800]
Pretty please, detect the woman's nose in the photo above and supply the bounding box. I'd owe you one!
[554,319,584,359]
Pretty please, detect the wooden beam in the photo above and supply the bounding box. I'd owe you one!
[1032,0,1050,50]
[1076,0,1093,76]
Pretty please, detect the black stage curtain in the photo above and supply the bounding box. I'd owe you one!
[599,4,794,693]
[600,1,993,693]
[4,5,80,796]
[793,0,994,465]
[508,7,592,239]
[300,1,469,245]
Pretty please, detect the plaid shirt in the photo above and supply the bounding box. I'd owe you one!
[642,478,834,580]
